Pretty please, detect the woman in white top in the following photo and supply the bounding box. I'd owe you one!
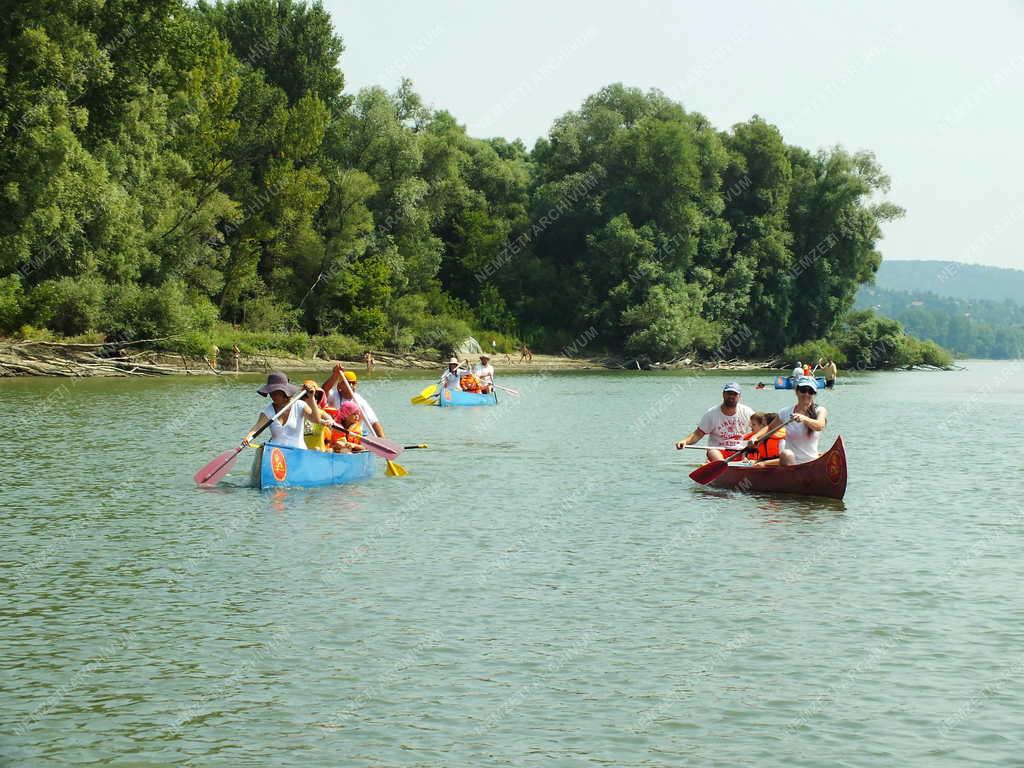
[749,376,828,465]
[242,372,322,450]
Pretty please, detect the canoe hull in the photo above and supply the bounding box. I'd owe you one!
[704,436,848,500]
[251,443,374,489]
[436,389,498,407]
[774,375,827,390]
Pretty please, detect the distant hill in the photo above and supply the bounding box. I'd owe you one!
[856,285,1024,359]
[875,260,1024,304]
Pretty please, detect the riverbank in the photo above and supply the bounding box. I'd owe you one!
[0,339,799,377]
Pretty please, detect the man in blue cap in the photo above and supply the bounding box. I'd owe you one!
[675,382,755,462]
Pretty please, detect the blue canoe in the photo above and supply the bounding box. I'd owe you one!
[774,375,827,390]
[436,388,498,407]
[250,443,374,489]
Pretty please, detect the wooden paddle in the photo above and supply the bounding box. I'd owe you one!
[493,383,520,396]
[194,388,306,487]
[688,418,796,486]
[334,370,407,476]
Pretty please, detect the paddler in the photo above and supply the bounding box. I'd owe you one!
[441,357,464,390]
[242,372,322,449]
[301,379,334,451]
[322,364,386,439]
[674,382,754,462]
[475,353,495,394]
[747,376,828,465]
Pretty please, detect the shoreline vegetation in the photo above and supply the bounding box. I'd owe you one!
[2,2,956,378]
[0,336,953,378]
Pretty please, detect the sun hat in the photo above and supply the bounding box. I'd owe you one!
[301,379,323,393]
[796,376,818,393]
[336,400,360,420]
[480,352,491,360]
[343,370,358,383]
[723,382,742,394]
[448,357,459,365]
[257,371,298,397]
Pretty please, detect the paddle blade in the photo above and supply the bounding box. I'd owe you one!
[194,448,241,487]
[410,394,434,404]
[359,434,404,461]
[688,458,730,485]
[385,460,408,477]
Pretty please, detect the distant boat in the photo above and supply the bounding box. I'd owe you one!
[774,375,827,390]
[436,388,498,407]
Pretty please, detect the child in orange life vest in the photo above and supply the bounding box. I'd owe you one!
[459,373,482,393]
[741,412,786,463]
[330,400,366,453]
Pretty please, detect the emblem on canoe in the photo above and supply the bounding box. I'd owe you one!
[444,389,451,401]
[825,450,843,485]
[270,447,287,482]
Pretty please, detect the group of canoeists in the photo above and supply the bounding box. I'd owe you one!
[676,376,829,467]
[442,353,496,394]
[241,364,385,455]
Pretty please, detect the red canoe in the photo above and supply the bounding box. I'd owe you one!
[700,436,848,500]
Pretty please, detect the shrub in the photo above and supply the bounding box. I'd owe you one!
[783,340,847,367]
[0,275,26,333]
[316,333,364,360]
[29,275,107,335]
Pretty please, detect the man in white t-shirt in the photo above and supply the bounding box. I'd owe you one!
[475,353,495,393]
[322,365,386,438]
[792,362,803,381]
[675,382,755,462]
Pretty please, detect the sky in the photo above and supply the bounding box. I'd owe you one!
[326,0,1024,270]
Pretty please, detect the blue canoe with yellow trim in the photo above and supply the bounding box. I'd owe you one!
[250,443,375,489]
[436,388,498,407]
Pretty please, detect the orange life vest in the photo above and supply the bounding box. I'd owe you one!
[743,428,787,461]
[460,374,481,392]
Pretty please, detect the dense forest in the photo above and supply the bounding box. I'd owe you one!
[0,0,949,368]
[858,286,1024,359]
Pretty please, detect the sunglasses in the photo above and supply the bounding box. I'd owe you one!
[796,387,815,394]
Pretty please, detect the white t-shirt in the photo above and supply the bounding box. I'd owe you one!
[778,404,823,463]
[697,404,754,449]
[475,363,495,385]
[792,366,802,380]
[261,401,307,449]
[441,369,462,390]
[326,389,379,432]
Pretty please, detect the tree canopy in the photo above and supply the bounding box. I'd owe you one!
[1,0,921,365]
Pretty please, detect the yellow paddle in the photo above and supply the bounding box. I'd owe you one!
[410,382,439,405]
[385,459,408,477]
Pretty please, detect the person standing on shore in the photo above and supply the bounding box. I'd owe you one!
[363,350,374,375]
[232,344,240,373]
[675,382,754,462]
[210,343,219,370]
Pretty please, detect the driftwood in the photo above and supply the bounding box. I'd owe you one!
[0,339,208,378]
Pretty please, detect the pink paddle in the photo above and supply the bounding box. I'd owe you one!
[193,389,305,487]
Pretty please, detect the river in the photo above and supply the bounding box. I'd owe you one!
[2,360,1022,766]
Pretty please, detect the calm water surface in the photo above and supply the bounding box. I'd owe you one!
[2,361,1022,766]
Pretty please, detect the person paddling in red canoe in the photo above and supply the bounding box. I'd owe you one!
[675,382,754,462]
[242,372,322,450]
[746,376,828,466]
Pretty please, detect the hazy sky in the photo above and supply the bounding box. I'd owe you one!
[327,0,1024,270]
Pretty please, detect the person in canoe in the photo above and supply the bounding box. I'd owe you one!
[792,361,803,381]
[740,412,787,464]
[474,353,495,394]
[242,372,322,449]
[330,400,366,453]
[322,365,387,439]
[747,376,828,465]
[300,379,336,451]
[675,382,754,462]
[441,357,464,390]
